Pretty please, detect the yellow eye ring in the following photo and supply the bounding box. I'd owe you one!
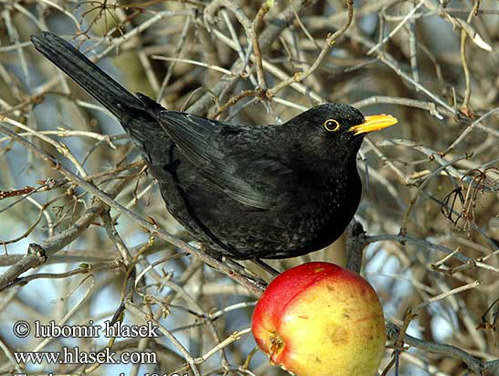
[324,119,340,132]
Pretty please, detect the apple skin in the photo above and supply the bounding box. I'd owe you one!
[251,262,385,376]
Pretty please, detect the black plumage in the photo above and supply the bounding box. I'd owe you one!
[31,32,397,259]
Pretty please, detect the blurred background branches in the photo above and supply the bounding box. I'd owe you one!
[0,0,498,375]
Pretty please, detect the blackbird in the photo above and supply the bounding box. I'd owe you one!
[31,32,397,259]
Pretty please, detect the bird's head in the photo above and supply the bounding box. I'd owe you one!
[287,103,398,164]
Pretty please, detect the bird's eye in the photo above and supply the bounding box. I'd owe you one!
[324,119,340,132]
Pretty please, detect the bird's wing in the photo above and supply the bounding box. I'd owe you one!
[139,101,296,210]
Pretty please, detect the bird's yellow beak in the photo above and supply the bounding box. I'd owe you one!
[349,114,398,135]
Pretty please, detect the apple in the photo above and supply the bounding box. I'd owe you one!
[252,262,385,376]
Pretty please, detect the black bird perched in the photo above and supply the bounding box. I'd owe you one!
[31,32,397,260]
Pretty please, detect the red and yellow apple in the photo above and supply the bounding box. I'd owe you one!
[252,262,385,376]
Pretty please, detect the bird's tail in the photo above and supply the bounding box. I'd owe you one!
[31,32,145,121]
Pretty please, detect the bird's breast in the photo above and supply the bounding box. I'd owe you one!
[288,168,362,244]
